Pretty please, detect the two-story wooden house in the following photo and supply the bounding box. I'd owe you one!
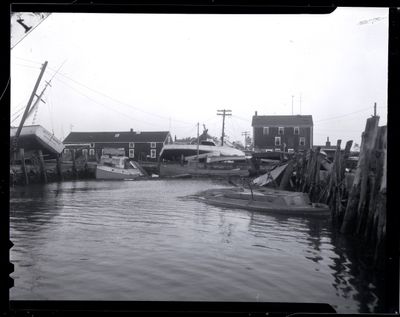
[63,129,172,162]
[252,113,313,152]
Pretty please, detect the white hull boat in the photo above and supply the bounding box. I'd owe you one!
[96,156,144,180]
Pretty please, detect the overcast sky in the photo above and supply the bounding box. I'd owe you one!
[10,8,388,147]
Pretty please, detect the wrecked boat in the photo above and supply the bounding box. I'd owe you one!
[96,155,146,180]
[158,143,250,177]
[195,187,330,217]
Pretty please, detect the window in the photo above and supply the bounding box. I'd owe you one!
[150,149,156,158]
[82,149,88,156]
[89,149,95,156]
[278,127,284,135]
[129,149,135,158]
[275,136,281,146]
[129,142,134,148]
[114,133,120,138]
[263,127,269,135]
[90,143,95,148]
[288,148,294,153]
[294,127,300,135]
[150,142,156,148]
[299,137,306,146]
[64,148,70,154]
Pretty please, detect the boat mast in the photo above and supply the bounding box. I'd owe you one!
[12,61,48,152]
[196,122,200,161]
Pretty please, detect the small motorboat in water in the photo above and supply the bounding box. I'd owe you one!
[96,155,145,180]
[195,187,330,217]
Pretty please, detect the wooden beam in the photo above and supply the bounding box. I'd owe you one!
[19,148,29,185]
[341,116,379,234]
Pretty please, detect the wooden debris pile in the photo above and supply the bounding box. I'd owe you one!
[289,116,386,262]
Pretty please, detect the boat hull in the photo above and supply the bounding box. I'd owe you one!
[159,163,249,177]
[196,188,330,217]
[96,165,142,180]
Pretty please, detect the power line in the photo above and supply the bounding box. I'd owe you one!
[45,67,194,126]
[314,107,371,123]
[11,55,194,126]
[13,63,41,70]
[0,78,10,102]
[54,76,157,128]
[12,56,43,65]
[232,114,250,122]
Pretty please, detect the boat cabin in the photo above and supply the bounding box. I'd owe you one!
[99,155,138,169]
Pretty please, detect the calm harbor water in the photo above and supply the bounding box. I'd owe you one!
[10,179,385,313]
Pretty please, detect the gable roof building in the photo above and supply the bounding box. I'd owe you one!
[251,112,313,152]
[63,130,170,144]
[63,130,172,162]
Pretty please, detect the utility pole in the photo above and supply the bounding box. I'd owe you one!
[242,131,250,149]
[217,109,232,146]
[291,95,294,115]
[299,93,302,115]
[196,122,200,159]
[13,61,48,151]
[374,102,377,117]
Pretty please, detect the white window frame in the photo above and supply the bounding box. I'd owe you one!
[275,136,281,146]
[150,142,156,148]
[89,149,95,156]
[129,142,135,148]
[278,127,284,135]
[294,127,300,135]
[263,127,269,135]
[129,149,135,158]
[82,149,88,156]
[299,137,306,146]
[150,149,156,158]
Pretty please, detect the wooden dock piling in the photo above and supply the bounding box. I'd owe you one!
[280,115,386,261]
[19,148,29,185]
[341,116,379,234]
[71,149,77,178]
[56,154,63,181]
[37,150,47,184]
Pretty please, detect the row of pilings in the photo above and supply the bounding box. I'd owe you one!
[289,116,386,264]
[10,149,96,186]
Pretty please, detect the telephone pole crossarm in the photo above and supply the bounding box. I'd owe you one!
[217,109,232,146]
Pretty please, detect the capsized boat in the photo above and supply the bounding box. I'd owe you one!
[159,143,250,177]
[96,155,145,180]
[195,187,330,217]
[10,125,64,159]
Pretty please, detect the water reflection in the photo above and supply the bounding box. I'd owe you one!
[9,180,385,313]
[329,231,385,313]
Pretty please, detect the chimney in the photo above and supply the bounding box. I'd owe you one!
[130,128,133,132]
[255,111,258,116]
[326,136,331,147]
